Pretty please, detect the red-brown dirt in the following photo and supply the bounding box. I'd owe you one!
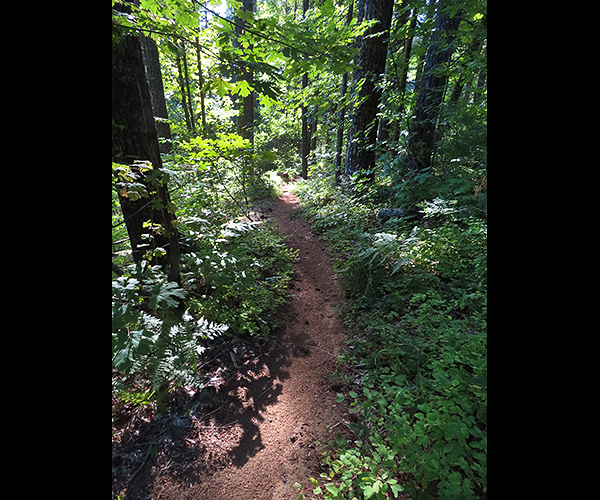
[112,183,354,499]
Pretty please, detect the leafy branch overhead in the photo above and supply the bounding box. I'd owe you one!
[113,0,365,104]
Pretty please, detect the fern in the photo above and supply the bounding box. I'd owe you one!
[112,263,228,398]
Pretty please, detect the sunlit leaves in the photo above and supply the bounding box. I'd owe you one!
[234,79,251,97]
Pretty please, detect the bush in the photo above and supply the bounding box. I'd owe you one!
[112,262,229,409]
[112,147,297,409]
[180,218,297,337]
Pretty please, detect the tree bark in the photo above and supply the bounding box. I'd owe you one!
[182,47,196,134]
[397,8,418,123]
[343,0,395,184]
[236,0,255,145]
[448,17,486,105]
[413,0,438,95]
[112,29,181,284]
[335,0,355,186]
[405,0,462,174]
[376,5,411,145]
[300,0,310,179]
[176,50,193,132]
[196,35,207,132]
[140,34,172,153]
[310,113,317,152]
[301,72,310,179]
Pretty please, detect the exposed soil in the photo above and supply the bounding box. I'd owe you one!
[112,183,355,499]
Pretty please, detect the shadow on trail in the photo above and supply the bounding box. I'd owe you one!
[112,301,314,499]
[218,299,313,468]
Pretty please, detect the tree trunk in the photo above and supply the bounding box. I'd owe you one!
[310,113,317,152]
[343,0,395,184]
[301,72,310,179]
[182,47,196,134]
[335,0,355,185]
[236,0,255,145]
[397,8,418,124]
[300,0,310,179]
[176,50,193,132]
[196,35,207,132]
[112,29,181,284]
[448,18,486,105]
[405,0,462,174]
[334,71,349,185]
[139,34,172,154]
[413,0,438,95]
[376,5,411,146]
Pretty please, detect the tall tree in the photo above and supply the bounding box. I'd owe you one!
[376,4,411,146]
[235,0,256,145]
[196,35,208,132]
[300,0,310,179]
[404,0,462,174]
[343,0,395,184]
[175,45,195,133]
[140,34,173,153]
[334,0,355,186]
[396,7,419,127]
[112,21,181,284]
[448,13,486,104]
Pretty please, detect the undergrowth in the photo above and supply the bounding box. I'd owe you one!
[112,134,297,412]
[292,173,487,500]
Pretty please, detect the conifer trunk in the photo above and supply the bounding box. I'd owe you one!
[300,0,310,179]
[301,72,309,179]
[335,0,354,185]
[176,51,193,132]
[236,0,255,144]
[343,0,395,184]
[112,29,181,284]
[196,36,207,132]
[140,34,172,153]
[405,0,462,174]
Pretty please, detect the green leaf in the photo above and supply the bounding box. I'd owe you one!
[468,425,483,438]
[373,479,382,492]
[112,302,138,332]
[234,79,252,97]
[348,391,358,399]
[335,393,345,403]
[148,282,186,310]
[137,337,152,355]
[363,485,376,499]
[417,403,432,413]
[390,483,404,497]
[325,484,340,495]
[113,346,132,372]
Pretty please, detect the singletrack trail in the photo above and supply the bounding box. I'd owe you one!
[128,183,354,500]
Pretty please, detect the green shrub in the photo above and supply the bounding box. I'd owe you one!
[112,261,229,410]
[112,214,297,409]
[179,218,297,337]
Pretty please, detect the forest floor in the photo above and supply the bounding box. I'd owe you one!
[112,182,356,500]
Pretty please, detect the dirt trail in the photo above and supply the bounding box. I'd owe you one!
[115,184,353,499]
[190,184,352,500]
